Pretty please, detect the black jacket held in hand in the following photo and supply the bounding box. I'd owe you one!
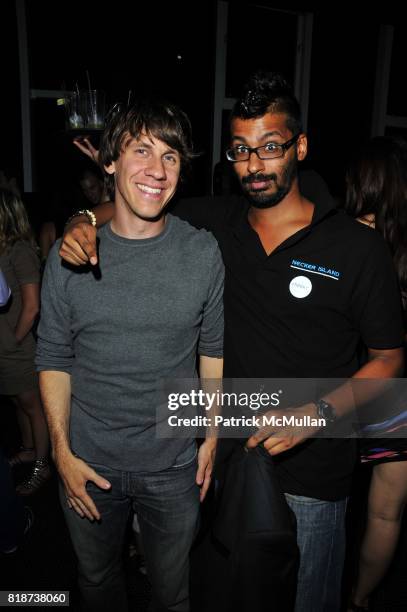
[210,444,299,612]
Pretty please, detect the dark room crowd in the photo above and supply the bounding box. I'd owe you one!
[1,71,407,612]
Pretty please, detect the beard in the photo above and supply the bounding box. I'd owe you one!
[241,155,298,209]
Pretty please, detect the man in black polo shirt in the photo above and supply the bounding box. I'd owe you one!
[59,72,404,612]
[211,72,404,611]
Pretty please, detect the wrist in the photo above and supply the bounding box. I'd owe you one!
[64,215,89,232]
[203,437,217,448]
[52,441,72,463]
[313,398,337,423]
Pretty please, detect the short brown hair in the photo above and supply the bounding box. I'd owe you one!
[99,99,196,199]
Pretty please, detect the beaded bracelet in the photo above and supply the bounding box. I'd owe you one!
[66,208,97,227]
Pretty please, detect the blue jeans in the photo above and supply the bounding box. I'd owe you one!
[60,451,199,612]
[285,494,347,612]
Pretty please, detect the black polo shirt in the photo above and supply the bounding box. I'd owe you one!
[172,171,404,500]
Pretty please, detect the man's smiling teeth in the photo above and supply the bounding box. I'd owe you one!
[138,184,162,194]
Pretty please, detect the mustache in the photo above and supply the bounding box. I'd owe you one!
[242,173,277,185]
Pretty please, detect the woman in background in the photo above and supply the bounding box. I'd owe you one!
[345,136,407,611]
[0,187,50,495]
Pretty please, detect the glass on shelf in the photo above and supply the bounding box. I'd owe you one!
[65,91,86,129]
[85,90,106,129]
[62,90,106,131]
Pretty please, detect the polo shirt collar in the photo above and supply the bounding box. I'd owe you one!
[230,184,338,256]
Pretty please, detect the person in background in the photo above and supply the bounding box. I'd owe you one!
[0,168,20,197]
[0,274,34,552]
[0,188,50,495]
[78,166,106,206]
[39,165,108,261]
[345,136,407,612]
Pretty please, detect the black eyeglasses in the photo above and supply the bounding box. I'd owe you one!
[226,133,300,162]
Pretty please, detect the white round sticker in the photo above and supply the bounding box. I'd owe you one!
[289,275,312,299]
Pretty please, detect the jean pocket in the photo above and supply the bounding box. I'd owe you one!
[172,443,197,469]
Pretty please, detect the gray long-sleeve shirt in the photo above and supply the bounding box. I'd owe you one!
[36,215,224,471]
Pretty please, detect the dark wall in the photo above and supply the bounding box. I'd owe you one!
[3,0,217,209]
[306,12,379,197]
[2,1,407,220]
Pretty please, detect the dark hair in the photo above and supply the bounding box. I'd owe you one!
[99,99,195,199]
[345,136,407,302]
[231,70,303,135]
[0,187,38,255]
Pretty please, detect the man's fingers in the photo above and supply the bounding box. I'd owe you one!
[59,246,88,266]
[63,238,95,264]
[79,494,100,521]
[199,469,212,502]
[72,226,98,265]
[245,435,259,449]
[69,498,85,518]
[75,497,94,520]
[80,470,111,519]
[63,465,110,521]
[79,237,98,265]
[76,470,112,521]
[196,463,205,486]
[246,429,270,448]
[90,471,111,492]
[247,428,294,453]
[66,487,101,521]
[59,226,98,266]
[263,440,289,455]
[59,235,90,265]
[263,435,296,455]
[74,495,98,521]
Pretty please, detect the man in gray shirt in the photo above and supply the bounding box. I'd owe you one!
[36,100,224,612]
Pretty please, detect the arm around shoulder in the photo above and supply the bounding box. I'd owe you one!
[59,201,114,266]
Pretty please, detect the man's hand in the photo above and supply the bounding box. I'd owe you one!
[59,221,98,266]
[55,451,111,521]
[246,403,319,456]
[196,439,217,502]
[73,137,99,164]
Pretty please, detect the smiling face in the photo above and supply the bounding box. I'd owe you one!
[230,112,307,209]
[105,132,181,222]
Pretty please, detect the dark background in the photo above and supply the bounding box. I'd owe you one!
[2,3,407,608]
[2,1,407,215]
